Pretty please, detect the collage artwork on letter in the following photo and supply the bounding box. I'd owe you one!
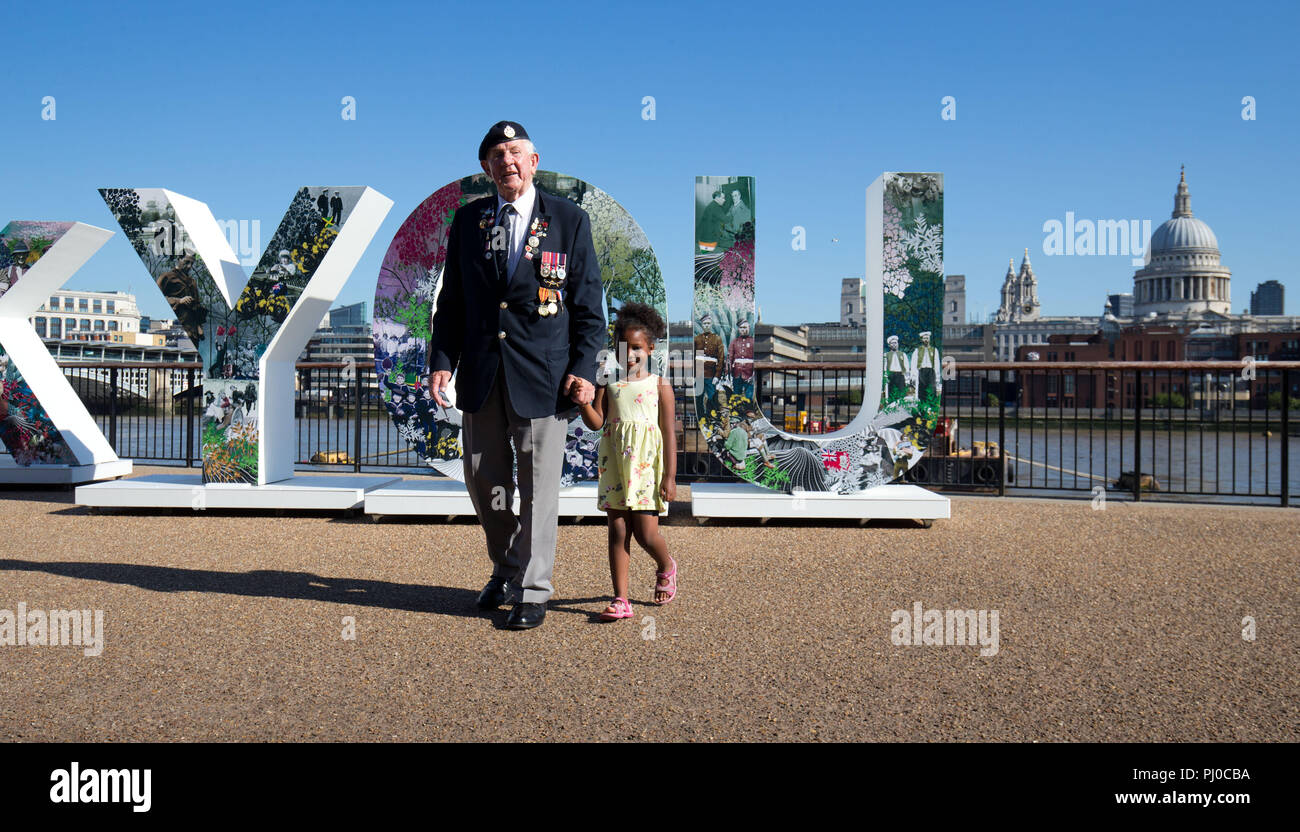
[0,221,79,466]
[692,173,944,494]
[101,187,365,483]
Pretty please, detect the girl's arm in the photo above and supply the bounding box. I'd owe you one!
[579,386,607,430]
[658,378,677,502]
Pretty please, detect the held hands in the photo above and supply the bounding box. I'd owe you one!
[428,370,453,408]
[564,374,594,405]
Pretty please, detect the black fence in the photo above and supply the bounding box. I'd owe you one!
[43,359,1300,506]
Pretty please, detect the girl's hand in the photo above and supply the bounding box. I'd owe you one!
[660,480,677,503]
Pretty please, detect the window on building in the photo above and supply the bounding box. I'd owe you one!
[93,320,105,331]
[78,298,88,312]
[108,320,118,331]
[80,319,90,330]
[93,299,102,313]
[49,296,59,310]
[1135,342,1142,360]
[63,298,74,311]
[106,300,115,314]
[34,317,46,337]
[65,318,75,331]
[1166,341,1175,361]
[1064,375,1075,396]
[49,318,61,337]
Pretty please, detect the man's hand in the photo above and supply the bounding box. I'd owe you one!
[428,370,453,408]
[564,374,594,405]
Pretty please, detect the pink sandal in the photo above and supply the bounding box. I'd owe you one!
[600,597,633,620]
[654,557,677,605]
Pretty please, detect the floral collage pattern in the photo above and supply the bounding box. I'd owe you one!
[0,222,79,466]
[101,187,363,483]
[693,174,943,494]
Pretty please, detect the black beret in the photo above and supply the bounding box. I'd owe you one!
[478,121,531,160]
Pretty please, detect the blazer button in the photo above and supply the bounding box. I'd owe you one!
[499,301,508,310]
[498,331,507,340]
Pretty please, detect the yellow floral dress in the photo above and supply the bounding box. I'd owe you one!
[597,374,667,514]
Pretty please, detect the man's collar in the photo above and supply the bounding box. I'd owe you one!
[496,183,537,217]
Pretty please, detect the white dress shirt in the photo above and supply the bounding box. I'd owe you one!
[495,184,537,277]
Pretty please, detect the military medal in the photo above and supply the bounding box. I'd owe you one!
[523,217,548,261]
[479,205,498,262]
[537,251,567,317]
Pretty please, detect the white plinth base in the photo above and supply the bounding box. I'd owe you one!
[690,482,951,521]
[0,457,133,484]
[75,473,399,511]
[365,479,605,519]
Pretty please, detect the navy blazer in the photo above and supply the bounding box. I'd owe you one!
[429,186,606,419]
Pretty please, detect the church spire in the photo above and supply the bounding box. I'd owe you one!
[1020,247,1033,275]
[1173,165,1193,218]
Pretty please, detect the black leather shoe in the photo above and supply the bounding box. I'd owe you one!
[476,577,509,610]
[505,602,546,630]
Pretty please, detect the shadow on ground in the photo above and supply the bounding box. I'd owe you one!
[0,559,483,617]
[0,559,616,620]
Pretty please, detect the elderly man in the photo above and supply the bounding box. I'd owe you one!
[696,188,732,252]
[428,121,605,630]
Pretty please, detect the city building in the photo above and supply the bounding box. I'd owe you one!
[840,278,866,326]
[300,302,374,367]
[991,250,1099,360]
[994,250,1041,323]
[1251,280,1284,315]
[1132,169,1232,317]
[1106,293,1134,317]
[1015,323,1300,410]
[31,290,141,340]
[943,274,966,326]
[943,323,995,364]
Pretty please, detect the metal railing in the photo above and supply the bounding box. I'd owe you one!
[34,359,1300,506]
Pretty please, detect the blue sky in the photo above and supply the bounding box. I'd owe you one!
[3,0,1297,325]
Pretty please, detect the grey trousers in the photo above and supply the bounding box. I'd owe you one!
[462,366,568,604]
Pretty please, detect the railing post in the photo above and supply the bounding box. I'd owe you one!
[1283,368,1291,507]
[1133,369,1142,501]
[108,366,118,448]
[353,367,363,473]
[185,367,195,467]
[998,369,1006,497]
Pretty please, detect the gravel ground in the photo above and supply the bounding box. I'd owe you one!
[1,469,1295,742]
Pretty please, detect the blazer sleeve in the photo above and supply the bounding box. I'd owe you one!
[565,208,607,383]
[428,211,465,374]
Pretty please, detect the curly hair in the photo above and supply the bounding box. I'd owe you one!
[613,301,666,343]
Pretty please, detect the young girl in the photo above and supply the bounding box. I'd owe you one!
[578,303,677,620]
